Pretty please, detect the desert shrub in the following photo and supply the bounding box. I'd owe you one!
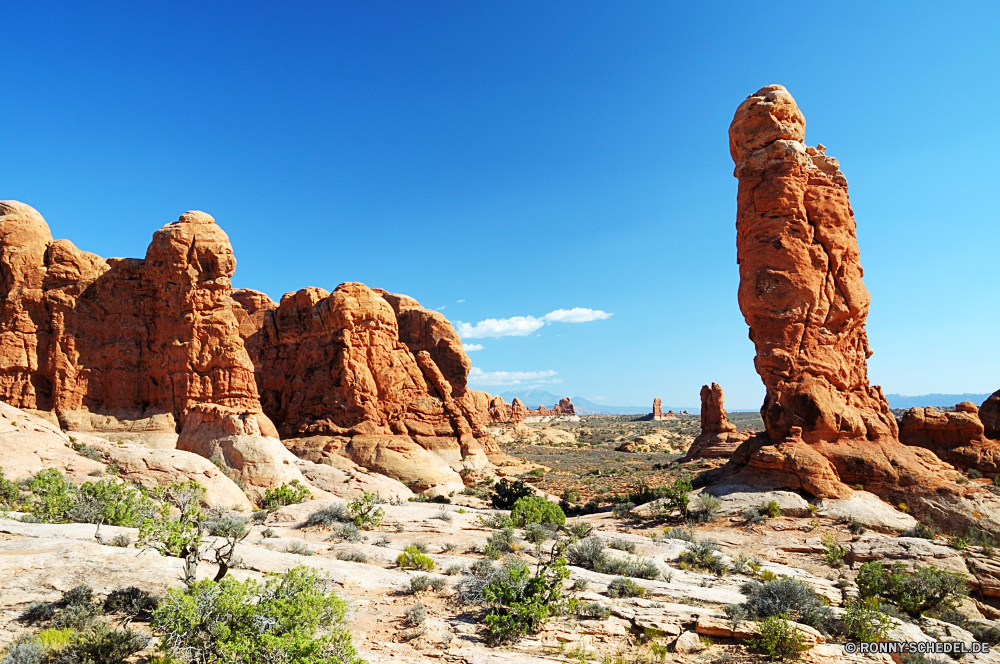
[969,469,983,479]
[285,541,314,556]
[731,553,751,575]
[23,602,56,623]
[689,493,723,523]
[740,577,833,630]
[373,534,391,547]
[397,545,435,571]
[261,528,277,539]
[411,541,430,553]
[663,526,695,542]
[678,539,728,576]
[36,628,73,652]
[568,537,606,568]
[725,603,749,624]
[843,596,894,642]
[336,549,369,563]
[408,575,446,593]
[629,479,693,518]
[761,500,781,518]
[856,561,968,617]
[23,469,75,522]
[524,523,552,546]
[567,522,594,539]
[748,614,807,661]
[332,522,361,542]
[483,527,516,559]
[609,538,636,554]
[445,564,466,576]
[71,478,158,527]
[104,586,160,620]
[52,603,102,631]
[404,603,426,626]
[64,623,150,664]
[968,526,996,555]
[260,480,311,511]
[107,533,132,547]
[822,533,846,567]
[62,585,94,607]
[571,578,589,592]
[0,633,44,664]
[606,577,645,598]
[152,565,363,664]
[575,601,611,620]
[481,553,569,645]
[611,502,636,519]
[347,492,384,529]
[902,523,936,540]
[511,496,565,527]
[491,479,534,510]
[744,506,769,526]
[432,507,453,523]
[479,513,515,529]
[0,467,21,507]
[560,488,581,504]
[303,503,348,528]
[847,517,867,536]
[138,481,209,585]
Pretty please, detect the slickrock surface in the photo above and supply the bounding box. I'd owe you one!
[231,282,497,496]
[681,383,750,460]
[900,403,1000,474]
[703,86,1000,534]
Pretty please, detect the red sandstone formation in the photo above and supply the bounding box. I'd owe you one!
[510,398,526,425]
[523,397,575,418]
[652,398,662,419]
[487,395,511,423]
[982,390,1000,440]
[230,283,499,493]
[682,383,750,460]
[899,403,1000,474]
[705,86,961,500]
[482,395,575,423]
[0,202,262,431]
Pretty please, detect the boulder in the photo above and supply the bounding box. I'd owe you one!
[817,491,917,532]
[672,630,704,654]
[899,405,1000,474]
[982,390,1000,440]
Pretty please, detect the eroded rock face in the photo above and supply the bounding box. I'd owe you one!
[231,282,497,495]
[899,404,1000,475]
[0,202,268,439]
[510,398,526,425]
[682,383,749,460]
[652,398,663,420]
[982,390,1000,440]
[705,86,973,506]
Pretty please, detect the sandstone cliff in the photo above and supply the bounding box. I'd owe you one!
[681,383,749,460]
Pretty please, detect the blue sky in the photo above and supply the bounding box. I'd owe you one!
[2,2,998,409]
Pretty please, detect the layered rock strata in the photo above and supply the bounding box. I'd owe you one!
[682,383,750,460]
[899,403,1000,475]
[704,86,976,507]
[230,283,499,496]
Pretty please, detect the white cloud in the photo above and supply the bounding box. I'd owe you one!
[456,316,545,339]
[455,307,612,339]
[541,308,613,323]
[468,367,560,386]
[457,299,465,303]
[463,343,484,352]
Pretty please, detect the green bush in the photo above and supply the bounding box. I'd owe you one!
[62,585,94,607]
[761,500,781,518]
[748,614,807,661]
[66,623,150,664]
[843,596,894,642]
[303,503,348,528]
[740,577,832,630]
[408,575,446,593]
[901,523,936,540]
[511,497,565,527]
[609,538,636,554]
[611,502,635,519]
[560,488,581,504]
[856,561,968,617]
[483,527,517,559]
[0,467,19,507]
[491,479,533,510]
[152,566,363,664]
[24,469,76,522]
[606,577,645,598]
[397,545,435,571]
[689,493,723,523]
[822,533,846,568]
[347,492,384,529]
[104,587,160,621]
[260,481,311,511]
[575,601,611,620]
[482,554,569,645]
[678,539,728,576]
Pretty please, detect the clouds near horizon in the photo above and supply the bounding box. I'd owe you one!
[468,367,560,386]
[456,307,612,339]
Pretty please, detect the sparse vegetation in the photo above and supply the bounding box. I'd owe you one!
[856,560,968,617]
[748,613,807,661]
[347,492,385,529]
[260,480,311,511]
[510,496,565,526]
[739,577,833,631]
[843,596,894,642]
[606,577,645,598]
[491,479,533,510]
[397,545,435,571]
[822,533,846,567]
[678,538,727,576]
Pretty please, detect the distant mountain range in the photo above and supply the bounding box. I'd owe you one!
[495,389,695,416]
[885,393,993,409]
[491,390,998,416]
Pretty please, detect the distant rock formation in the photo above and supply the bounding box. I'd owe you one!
[982,390,1000,440]
[682,383,750,460]
[652,398,662,419]
[702,86,963,502]
[483,395,575,423]
[899,403,1000,474]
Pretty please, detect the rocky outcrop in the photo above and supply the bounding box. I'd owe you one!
[982,390,1000,440]
[487,395,511,423]
[652,398,662,420]
[703,86,980,517]
[899,403,1000,474]
[682,384,750,460]
[230,282,495,496]
[510,398,526,425]
[524,398,575,417]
